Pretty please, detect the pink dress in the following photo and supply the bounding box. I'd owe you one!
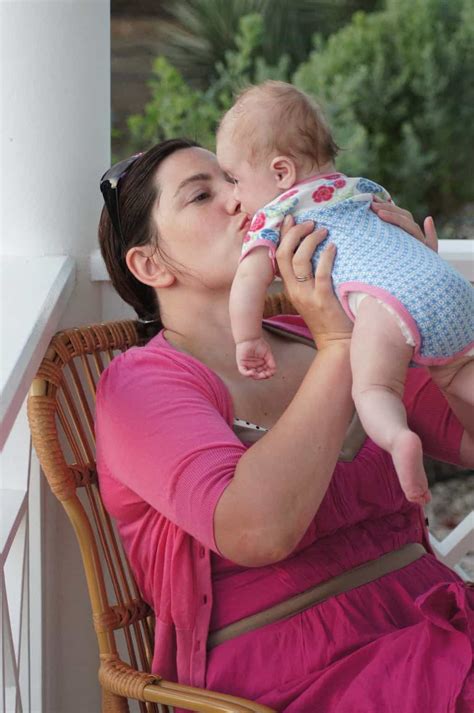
[95,316,474,713]
[207,450,473,712]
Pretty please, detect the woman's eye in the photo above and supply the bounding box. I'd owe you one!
[224,174,237,185]
[191,191,210,203]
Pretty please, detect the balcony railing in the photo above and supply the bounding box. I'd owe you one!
[1,255,75,713]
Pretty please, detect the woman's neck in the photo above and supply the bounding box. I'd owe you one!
[159,287,239,375]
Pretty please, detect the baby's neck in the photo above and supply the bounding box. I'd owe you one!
[295,161,336,184]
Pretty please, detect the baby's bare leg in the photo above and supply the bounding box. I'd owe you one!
[351,296,430,504]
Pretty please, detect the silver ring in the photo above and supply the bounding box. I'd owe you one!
[295,273,312,282]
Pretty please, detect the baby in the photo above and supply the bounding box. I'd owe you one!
[216,80,474,506]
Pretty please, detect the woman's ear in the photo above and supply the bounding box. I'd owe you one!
[270,156,297,190]
[126,245,176,288]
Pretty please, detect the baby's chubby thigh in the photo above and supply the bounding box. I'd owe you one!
[350,294,430,504]
[349,293,414,396]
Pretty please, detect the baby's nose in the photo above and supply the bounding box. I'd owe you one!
[226,190,241,214]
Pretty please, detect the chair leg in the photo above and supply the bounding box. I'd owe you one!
[102,688,130,713]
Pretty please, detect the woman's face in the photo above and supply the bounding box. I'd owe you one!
[152,147,250,289]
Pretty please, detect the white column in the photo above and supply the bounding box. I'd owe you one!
[1,0,110,326]
[1,2,110,712]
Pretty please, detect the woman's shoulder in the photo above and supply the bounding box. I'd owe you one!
[96,330,230,410]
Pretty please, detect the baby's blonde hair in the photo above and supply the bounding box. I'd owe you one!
[218,81,339,170]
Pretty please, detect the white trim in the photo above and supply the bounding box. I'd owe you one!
[438,240,474,281]
[0,256,76,450]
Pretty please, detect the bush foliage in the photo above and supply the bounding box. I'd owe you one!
[126,0,474,225]
[295,0,474,221]
[154,0,379,89]
[128,15,279,151]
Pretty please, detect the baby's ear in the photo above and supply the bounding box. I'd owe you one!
[270,156,296,190]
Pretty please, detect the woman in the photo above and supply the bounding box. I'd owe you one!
[96,138,473,712]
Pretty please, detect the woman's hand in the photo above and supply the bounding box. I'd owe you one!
[276,216,352,349]
[371,199,439,252]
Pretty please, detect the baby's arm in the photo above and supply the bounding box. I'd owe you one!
[230,247,276,379]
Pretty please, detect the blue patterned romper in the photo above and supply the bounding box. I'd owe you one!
[241,173,474,365]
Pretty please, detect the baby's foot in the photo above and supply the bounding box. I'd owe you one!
[391,431,431,505]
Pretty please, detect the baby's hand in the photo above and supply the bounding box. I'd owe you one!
[236,338,277,380]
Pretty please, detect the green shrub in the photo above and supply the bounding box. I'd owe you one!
[294,0,474,222]
[127,14,284,152]
[156,0,379,89]
[126,0,473,228]
[127,56,221,151]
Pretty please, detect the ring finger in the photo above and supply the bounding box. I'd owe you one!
[292,227,328,281]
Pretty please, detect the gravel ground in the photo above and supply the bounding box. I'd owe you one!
[425,469,474,581]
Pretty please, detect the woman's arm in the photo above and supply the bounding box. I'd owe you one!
[442,393,474,467]
[405,368,473,467]
[215,220,354,566]
[215,207,450,566]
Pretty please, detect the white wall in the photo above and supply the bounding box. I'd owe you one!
[1,2,111,711]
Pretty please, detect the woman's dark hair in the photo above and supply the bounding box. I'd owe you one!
[98,138,200,336]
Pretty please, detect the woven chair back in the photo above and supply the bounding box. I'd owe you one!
[27,320,162,712]
[27,293,296,713]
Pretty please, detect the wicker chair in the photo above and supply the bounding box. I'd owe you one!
[27,293,296,713]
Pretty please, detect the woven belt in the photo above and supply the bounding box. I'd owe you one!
[207,542,426,650]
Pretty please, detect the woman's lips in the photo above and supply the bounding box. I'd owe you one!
[239,215,251,231]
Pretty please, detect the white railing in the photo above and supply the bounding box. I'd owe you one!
[1,255,75,713]
[429,514,474,581]
[1,402,42,713]
[437,240,474,281]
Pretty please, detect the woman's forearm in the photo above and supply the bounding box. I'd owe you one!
[214,341,353,566]
[444,392,474,466]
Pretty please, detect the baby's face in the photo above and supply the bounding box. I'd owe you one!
[216,134,279,216]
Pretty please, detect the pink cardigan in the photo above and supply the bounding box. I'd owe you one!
[95,316,463,688]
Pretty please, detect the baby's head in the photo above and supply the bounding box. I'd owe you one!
[216,81,338,215]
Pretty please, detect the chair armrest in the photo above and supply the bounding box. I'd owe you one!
[144,679,276,712]
[99,655,275,712]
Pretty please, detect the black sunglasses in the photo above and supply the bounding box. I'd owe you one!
[100,153,143,246]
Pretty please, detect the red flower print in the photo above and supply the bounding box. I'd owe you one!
[312,185,335,202]
[334,178,346,188]
[243,233,251,243]
[323,173,341,180]
[278,189,298,202]
[250,212,266,231]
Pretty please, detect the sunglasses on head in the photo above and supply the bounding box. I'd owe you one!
[100,153,143,246]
